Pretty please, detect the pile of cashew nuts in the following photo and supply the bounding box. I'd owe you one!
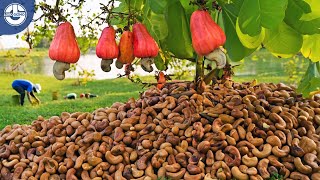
[1,80,320,180]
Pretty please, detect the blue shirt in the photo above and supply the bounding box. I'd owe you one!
[12,79,34,92]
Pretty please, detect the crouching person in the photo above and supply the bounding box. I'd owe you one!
[12,79,41,106]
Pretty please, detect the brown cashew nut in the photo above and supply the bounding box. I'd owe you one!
[224,145,241,167]
[211,161,231,179]
[294,157,312,174]
[184,172,205,180]
[105,151,123,165]
[266,135,282,148]
[311,173,320,180]
[242,155,258,167]
[231,166,249,180]
[246,132,264,147]
[43,157,58,174]
[252,144,272,158]
[304,153,320,169]
[269,113,286,130]
[257,159,270,179]
[290,171,310,180]
[66,168,77,180]
[272,145,290,157]
[166,168,186,180]
[132,164,144,178]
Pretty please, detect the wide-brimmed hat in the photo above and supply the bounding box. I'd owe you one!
[34,84,41,93]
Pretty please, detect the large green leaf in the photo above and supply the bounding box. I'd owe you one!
[236,19,265,49]
[285,0,320,34]
[238,0,288,36]
[125,0,145,11]
[263,22,303,58]
[179,0,197,23]
[219,0,256,61]
[297,61,320,97]
[301,34,320,62]
[300,0,320,21]
[142,3,168,42]
[164,0,193,59]
[148,0,167,14]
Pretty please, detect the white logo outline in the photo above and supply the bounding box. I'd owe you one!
[3,3,27,26]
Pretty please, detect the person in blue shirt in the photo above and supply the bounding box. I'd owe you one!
[12,79,41,106]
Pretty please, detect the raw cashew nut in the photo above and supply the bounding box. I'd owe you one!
[205,47,226,69]
[231,166,249,180]
[115,60,124,69]
[141,58,154,72]
[101,59,113,72]
[53,61,70,80]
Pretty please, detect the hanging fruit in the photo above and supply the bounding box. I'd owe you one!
[96,26,119,72]
[133,23,159,72]
[49,22,80,80]
[157,71,166,90]
[190,10,227,69]
[116,30,135,69]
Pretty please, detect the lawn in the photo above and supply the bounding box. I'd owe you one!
[0,72,148,128]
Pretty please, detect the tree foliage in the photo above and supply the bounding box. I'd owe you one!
[33,0,320,96]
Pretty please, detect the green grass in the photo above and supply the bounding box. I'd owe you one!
[0,72,148,128]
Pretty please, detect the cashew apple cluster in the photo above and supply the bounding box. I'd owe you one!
[95,23,159,73]
[1,81,320,179]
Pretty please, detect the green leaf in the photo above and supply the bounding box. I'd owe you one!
[112,2,129,13]
[297,61,320,97]
[164,0,194,59]
[219,0,256,61]
[148,0,167,14]
[284,0,320,34]
[154,54,166,70]
[142,4,168,42]
[180,0,198,23]
[236,19,265,49]
[125,0,145,11]
[263,22,303,58]
[238,0,288,36]
[301,34,320,62]
[300,0,320,21]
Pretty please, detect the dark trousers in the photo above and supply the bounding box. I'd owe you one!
[12,86,25,105]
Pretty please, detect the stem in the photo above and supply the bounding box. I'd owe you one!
[204,69,216,84]
[195,55,204,82]
[128,0,131,27]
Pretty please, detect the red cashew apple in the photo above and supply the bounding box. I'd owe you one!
[96,26,119,72]
[116,30,135,69]
[133,23,159,72]
[49,22,80,80]
[190,10,226,69]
